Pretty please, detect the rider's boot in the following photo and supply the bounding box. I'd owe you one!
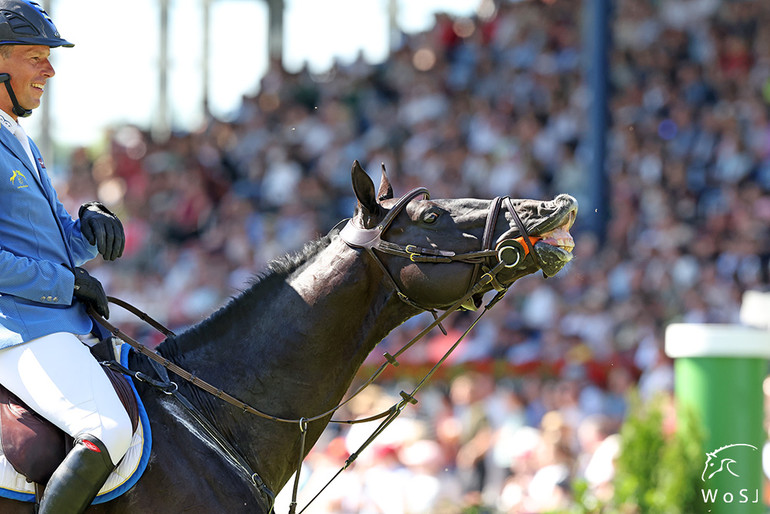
[38,434,115,514]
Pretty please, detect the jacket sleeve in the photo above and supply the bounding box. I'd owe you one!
[0,247,75,305]
[58,207,99,267]
[43,173,99,267]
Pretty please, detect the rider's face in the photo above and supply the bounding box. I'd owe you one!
[0,45,55,119]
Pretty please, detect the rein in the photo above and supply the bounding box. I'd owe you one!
[89,190,542,513]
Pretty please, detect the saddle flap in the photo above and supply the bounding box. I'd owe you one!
[0,362,139,485]
[104,364,140,435]
[0,385,65,484]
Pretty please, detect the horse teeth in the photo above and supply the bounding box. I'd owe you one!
[539,220,574,252]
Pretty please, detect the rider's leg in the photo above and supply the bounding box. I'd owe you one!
[38,434,115,513]
[0,332,132,512]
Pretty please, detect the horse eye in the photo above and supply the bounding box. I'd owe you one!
[423,212,439,224]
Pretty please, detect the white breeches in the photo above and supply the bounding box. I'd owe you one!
[0,332,132,466]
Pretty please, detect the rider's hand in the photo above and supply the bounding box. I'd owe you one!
[79,202,125,261]
[63,264,110,319]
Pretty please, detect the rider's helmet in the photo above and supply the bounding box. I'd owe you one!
[0,0,72,48]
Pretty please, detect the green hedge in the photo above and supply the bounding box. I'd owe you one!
[570,391,705,514]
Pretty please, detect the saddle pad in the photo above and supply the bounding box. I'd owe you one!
[0,344,152,504]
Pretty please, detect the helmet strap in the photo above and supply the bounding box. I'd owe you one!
[0,73,32,118]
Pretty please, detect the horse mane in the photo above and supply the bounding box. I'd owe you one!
[261,234,333,279]
[161,234,333,356]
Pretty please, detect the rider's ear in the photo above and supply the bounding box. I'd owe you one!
[378,163,394,201]
[352,160,380,223]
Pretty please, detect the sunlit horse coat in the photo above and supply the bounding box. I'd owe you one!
[0,119,97,349]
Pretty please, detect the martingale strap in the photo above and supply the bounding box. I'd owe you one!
[91,306,275,511]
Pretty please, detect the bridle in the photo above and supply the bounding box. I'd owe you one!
[88,187,548,514]
[339,187,545,313]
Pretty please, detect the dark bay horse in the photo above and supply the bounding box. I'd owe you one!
[2,161,577,513]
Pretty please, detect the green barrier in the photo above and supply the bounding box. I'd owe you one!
[666,324,770,513]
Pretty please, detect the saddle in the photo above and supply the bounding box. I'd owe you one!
[0,343,139,485]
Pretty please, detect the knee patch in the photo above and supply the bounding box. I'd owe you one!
[97,414,133,466]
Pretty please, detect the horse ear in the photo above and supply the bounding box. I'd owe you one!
[351,160,379,221]
[378,163,394,201]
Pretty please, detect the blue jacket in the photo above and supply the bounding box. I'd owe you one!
[0,125,98,349]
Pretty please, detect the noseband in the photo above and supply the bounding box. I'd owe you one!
[339,187,544,312]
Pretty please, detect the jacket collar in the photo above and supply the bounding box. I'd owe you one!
[0,110,41,182]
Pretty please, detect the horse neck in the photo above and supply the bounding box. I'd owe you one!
[161,237,416,491]
[271,238,416,392]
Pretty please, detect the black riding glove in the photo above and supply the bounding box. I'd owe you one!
[63,264,110,319]
[79,202,125,261]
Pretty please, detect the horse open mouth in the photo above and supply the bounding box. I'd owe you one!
[460,205,577,311]
[533,207,576,277]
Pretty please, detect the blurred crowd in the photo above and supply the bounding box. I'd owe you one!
[51,0,770,511]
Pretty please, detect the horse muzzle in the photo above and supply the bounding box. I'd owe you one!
[495,195,578,278]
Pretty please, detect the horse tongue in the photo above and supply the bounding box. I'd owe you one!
[539,225,575,252]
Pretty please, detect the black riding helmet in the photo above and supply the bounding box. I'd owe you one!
[0,0,71,117]
[0,0,72,47]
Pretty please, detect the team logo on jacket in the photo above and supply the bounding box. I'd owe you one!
[9,169,28,189]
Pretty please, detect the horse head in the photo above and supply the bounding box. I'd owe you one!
[342,160,578,311]
[702,452,734,481]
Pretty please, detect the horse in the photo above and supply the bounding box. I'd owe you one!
[1,160,577,513]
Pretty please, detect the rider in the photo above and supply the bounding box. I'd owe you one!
[0,1,132,512]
